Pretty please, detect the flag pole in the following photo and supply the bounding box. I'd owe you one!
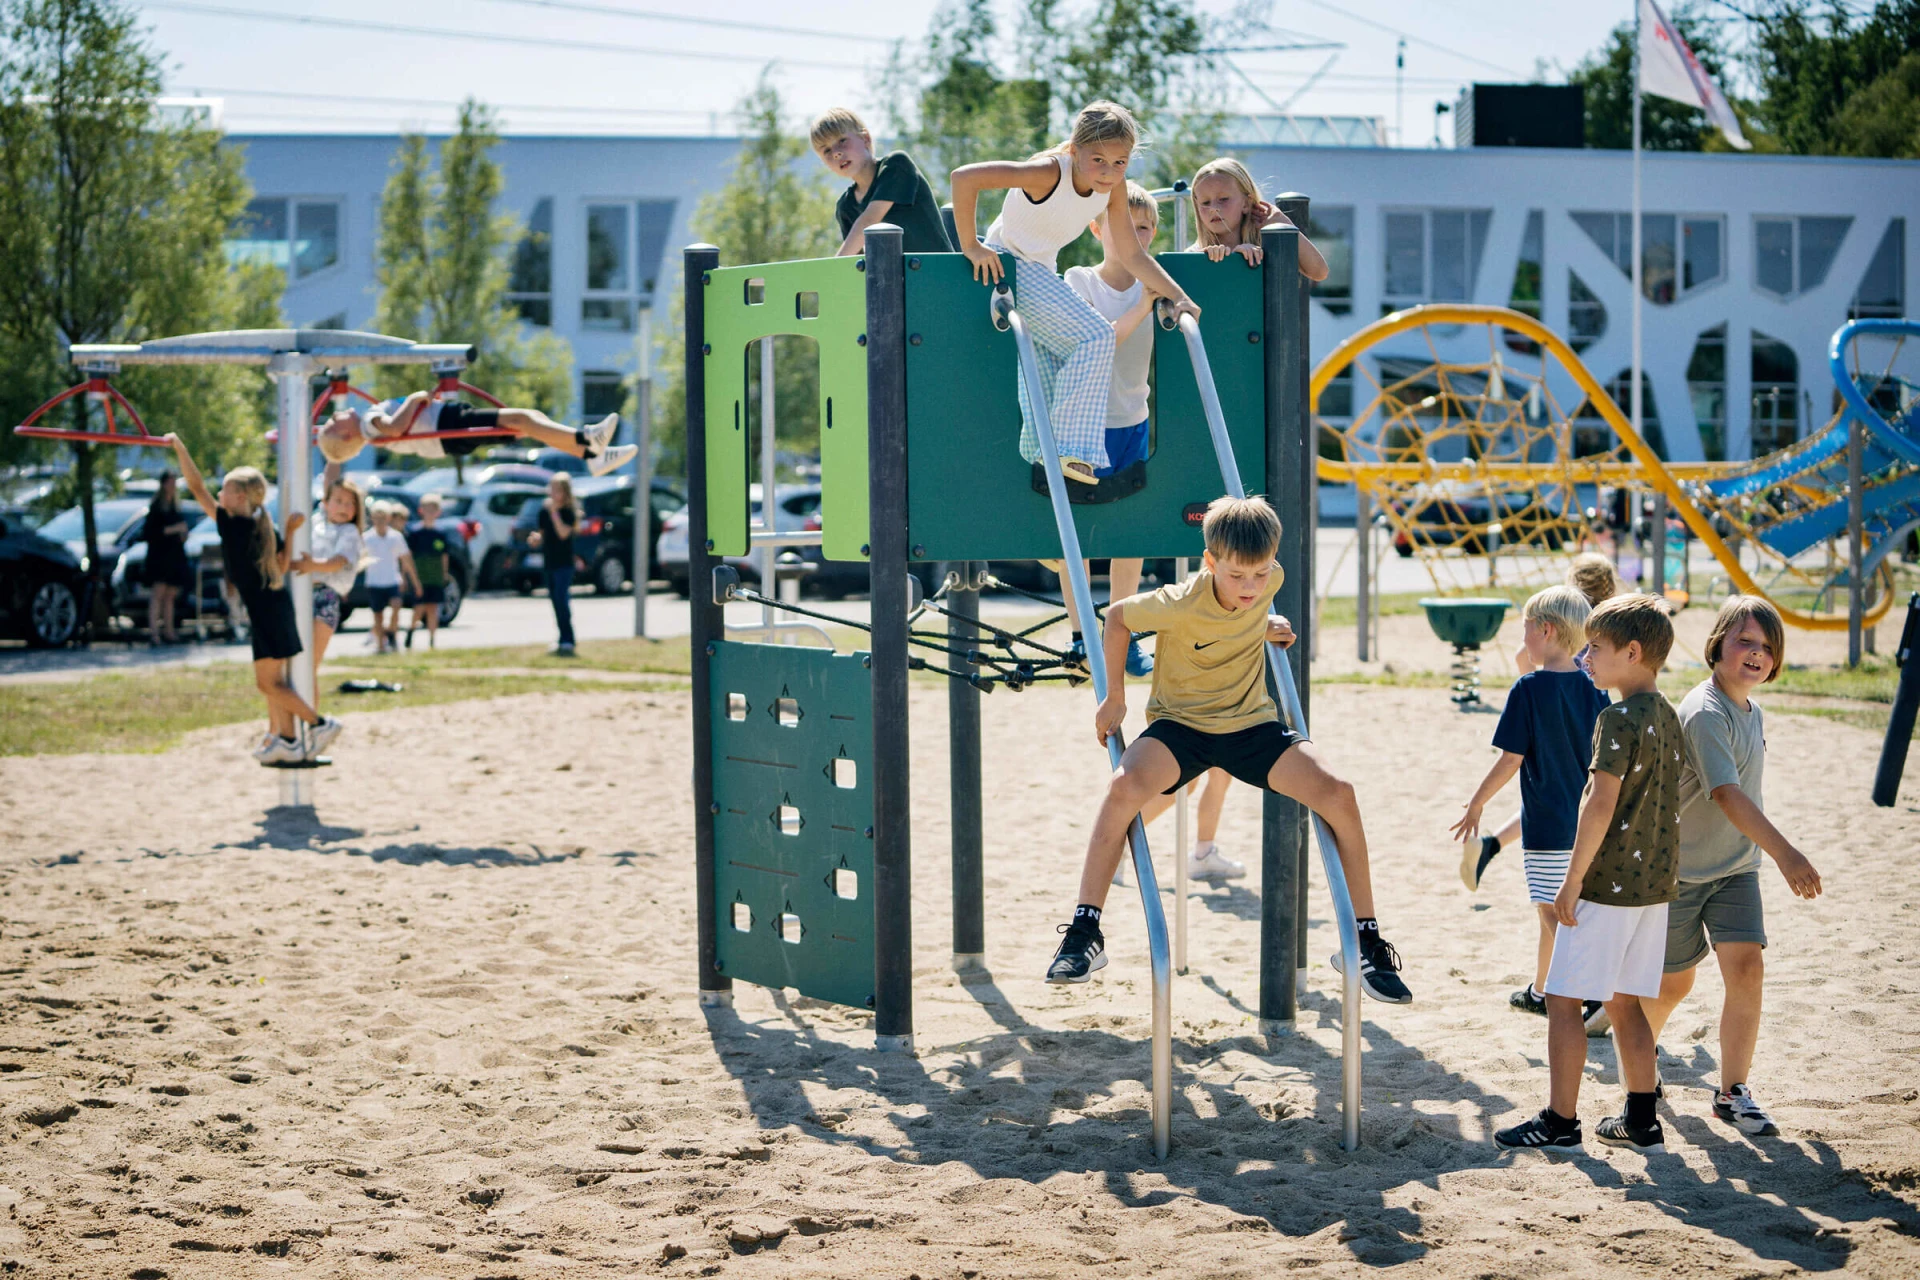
[1631,0,1645,464]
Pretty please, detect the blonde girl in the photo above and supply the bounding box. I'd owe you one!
[165,435,342,765]
[289,463,367,704]
[1188,158,1328,279]
[950,101,1201,484]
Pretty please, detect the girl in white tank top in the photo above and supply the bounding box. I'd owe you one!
[949,101,1201,483]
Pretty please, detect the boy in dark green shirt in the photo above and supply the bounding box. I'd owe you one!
[404,494,452,650]
[811,107,953,257]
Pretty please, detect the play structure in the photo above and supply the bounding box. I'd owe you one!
[686,218,1364,1157]
[1315,309,1919,633]
[13,329,484,800]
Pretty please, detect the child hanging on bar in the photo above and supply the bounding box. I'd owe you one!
[317,393,636,477]
[1044,495,1414,1005]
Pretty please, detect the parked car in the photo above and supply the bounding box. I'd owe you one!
[1388,483,1569,558]
[0,510,89,646]
[506,475,686,596]
[341,487,476,626]
[36,497,152,580]
[656,484,822,599]
[458,481,549,589]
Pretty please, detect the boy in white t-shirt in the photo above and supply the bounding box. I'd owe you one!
[361,501,418,654]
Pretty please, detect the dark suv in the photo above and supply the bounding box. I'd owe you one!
[507,475,685,596]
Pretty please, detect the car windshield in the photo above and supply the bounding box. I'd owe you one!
[37,500,150,541]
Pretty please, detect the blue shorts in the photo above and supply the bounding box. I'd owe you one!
[1095,419,1149,477]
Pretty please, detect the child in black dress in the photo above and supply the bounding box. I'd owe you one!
[165,435,343,765]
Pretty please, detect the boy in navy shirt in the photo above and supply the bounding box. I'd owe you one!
[1452,585,1610,1027]
[811,107,954,257]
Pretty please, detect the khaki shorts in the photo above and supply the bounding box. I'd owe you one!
[1663,870,1767,972]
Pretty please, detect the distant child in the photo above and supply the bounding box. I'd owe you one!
[1495,595,1682,1153]
[1050,179,1164,680]
[1450,586,1611,1030]
[317,396,634,477]
[811,107,953,256]
[1637,597,1822,1138]
[1187,158,1328,280]
[1045,496,1412,1004]
[164,434,343,765]
[289,464,366,705]
[405,494,453,650]
[1469,552,1622,884]
[363,501,418,654]
[951,101,1200,484]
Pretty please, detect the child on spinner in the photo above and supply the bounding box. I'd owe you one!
[1451,586,1611,1028]
[950,101,1200,485]
[1187,158,1328,280]
[811,107,953,256]
[1465,551,1620,888]
[1495,594,1684,1153]
[1046,496,1413,1004]
[317,395,634,477]
[287,464,366,707]
[1637,597,1822,1138]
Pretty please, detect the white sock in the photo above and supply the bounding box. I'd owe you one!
[1193,840,1217,858]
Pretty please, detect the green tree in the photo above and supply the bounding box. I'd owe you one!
[0,0,270,586]
[1568,5,1744,150]
[371,99,572,475]
[1829,49,1920,156]
[1746,0,1920,155]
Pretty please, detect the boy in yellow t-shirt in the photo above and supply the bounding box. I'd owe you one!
[1046,496,1413,1004]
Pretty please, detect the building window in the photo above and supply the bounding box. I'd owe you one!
[1572,211,1723,303]
[1751,330,1798,453]
[1753,215,1851,299]
[581,369,627,430]
[228,197,340,280]
[1308,206,1353,315]
[1505,210,1544,354]
[1576,371,1661,459]
[1568,271,1605,353]
[509,197,553,327]
[1317,365,1354,419]
[1687,324,1727,461]
[582,199,676,332]
[1381,208,1491,312]
[1851,218,1905,320]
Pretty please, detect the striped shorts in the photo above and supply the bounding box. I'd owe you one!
[1523,849,1574,905]
[1007,257,1116,471]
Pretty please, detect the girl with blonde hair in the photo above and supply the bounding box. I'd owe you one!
[1187,157,1328,279]
[950,102,1202,484]
[165,435,343,765]
[289,462,368,704]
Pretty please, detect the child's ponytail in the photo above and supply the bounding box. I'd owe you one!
[226,466,284,590]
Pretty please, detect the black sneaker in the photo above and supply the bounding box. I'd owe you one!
[1494,1109,1582,1150]
[1330,935,1413,1004]
[1063,638,1089,674]
[1045,923,1106,985]
[1459,835,1500,891]
[1595,1112,1666,1153]
[1510,984,1547,1015]
[1712,1084,1778,1136]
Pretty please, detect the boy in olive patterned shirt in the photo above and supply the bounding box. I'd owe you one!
[1497,594,1683,1155]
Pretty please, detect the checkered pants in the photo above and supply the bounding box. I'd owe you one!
[1010,258,1116,470]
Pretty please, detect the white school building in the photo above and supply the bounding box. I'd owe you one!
[230,131,1915,463]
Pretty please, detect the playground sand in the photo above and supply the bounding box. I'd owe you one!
[2,675,1918,1277]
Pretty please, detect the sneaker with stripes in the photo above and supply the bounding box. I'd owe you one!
[1494,1109,1582,1150]
[1329,935,1413,1004]
[1712,1083,1778,1136]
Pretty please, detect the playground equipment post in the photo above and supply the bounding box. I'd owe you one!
[271,354,317,808]
[634,307,653,638]
[949,559,986,972]
[1849,412,1865,667]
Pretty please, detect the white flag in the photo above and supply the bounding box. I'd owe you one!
[1638,0,1750,149]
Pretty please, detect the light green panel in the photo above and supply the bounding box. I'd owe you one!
[702,256,871,562]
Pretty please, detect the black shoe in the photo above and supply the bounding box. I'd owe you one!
[1510,984,1547,1015]
[1712,1084,1778,1136]
[1063,638,1088,674]
[1045,922,1106,985]
[1595,1113,1666,1153]
[1459,835,1500,891]
[1494,1109,1582,1150]
[404,627,415,649]
[1330,935,1413,1004]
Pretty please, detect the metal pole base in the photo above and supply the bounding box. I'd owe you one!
[277,771,315,808]
[951,952,988,973]
[874,1033,916,1054]
[1260,1017,1296,1041]
[697,991,734,1009]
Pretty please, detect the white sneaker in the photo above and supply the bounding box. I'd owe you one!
[251,732,278,760]
[1189,845,1247,882]
[583,413,620,455]
[1713,1083,1779,1136]
[589,443,637,477]
[258,736,304,765]
[306,716,344,757]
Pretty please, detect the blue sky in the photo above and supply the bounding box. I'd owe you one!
[140,1,1638,140]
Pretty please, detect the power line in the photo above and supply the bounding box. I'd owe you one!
[1298,0,1523,77]
[468,0,898,46]
[189,85,713,118]
[141,2,871,71]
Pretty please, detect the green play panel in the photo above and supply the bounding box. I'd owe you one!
[710,640,876,1009]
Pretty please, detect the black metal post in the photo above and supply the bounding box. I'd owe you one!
[865,224,915,1051]
[949,560,985,970]
[1872,593,1920,808]
[1276,194,1315,973]
[1260,222,1307,1034]
[686,244,731,1008]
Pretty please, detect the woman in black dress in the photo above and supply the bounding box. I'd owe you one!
[164,435,343,766]
[143,472,193,645]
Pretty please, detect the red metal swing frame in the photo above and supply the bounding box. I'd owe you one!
[272,371,517,445]
[11,375,171,447]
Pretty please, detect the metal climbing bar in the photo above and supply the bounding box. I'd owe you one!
[994,285,1174,1161]
[12,375,170,446]
[1163,304,1364,1152]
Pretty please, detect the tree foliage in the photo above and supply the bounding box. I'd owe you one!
[371,100,572,436]
[1745,0,1920,156]
[0,0,273,572]
[1568,5,1742,150]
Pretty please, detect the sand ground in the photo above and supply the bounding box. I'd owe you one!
[3,642,1919,1278]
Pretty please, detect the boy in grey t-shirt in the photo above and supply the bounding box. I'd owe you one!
[1637,597,1823,1138]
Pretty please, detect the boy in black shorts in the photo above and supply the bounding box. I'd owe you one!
[1046,495,1413,1004]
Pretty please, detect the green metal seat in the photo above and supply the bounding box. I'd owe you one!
[1417,597,1511,709]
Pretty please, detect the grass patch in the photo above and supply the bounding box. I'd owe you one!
[344,636,692,676]
[1767,703,1915,738]
[0,664,679,757]
[1317,667,1454,690]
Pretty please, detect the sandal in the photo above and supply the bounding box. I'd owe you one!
[1060,459,1099,485]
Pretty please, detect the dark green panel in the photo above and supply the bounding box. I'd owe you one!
[711,641,875,1010]
[902,252,1270,563]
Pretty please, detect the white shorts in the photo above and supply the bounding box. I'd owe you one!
[1543,899,1669,1002]
[1522,849,1573,905]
